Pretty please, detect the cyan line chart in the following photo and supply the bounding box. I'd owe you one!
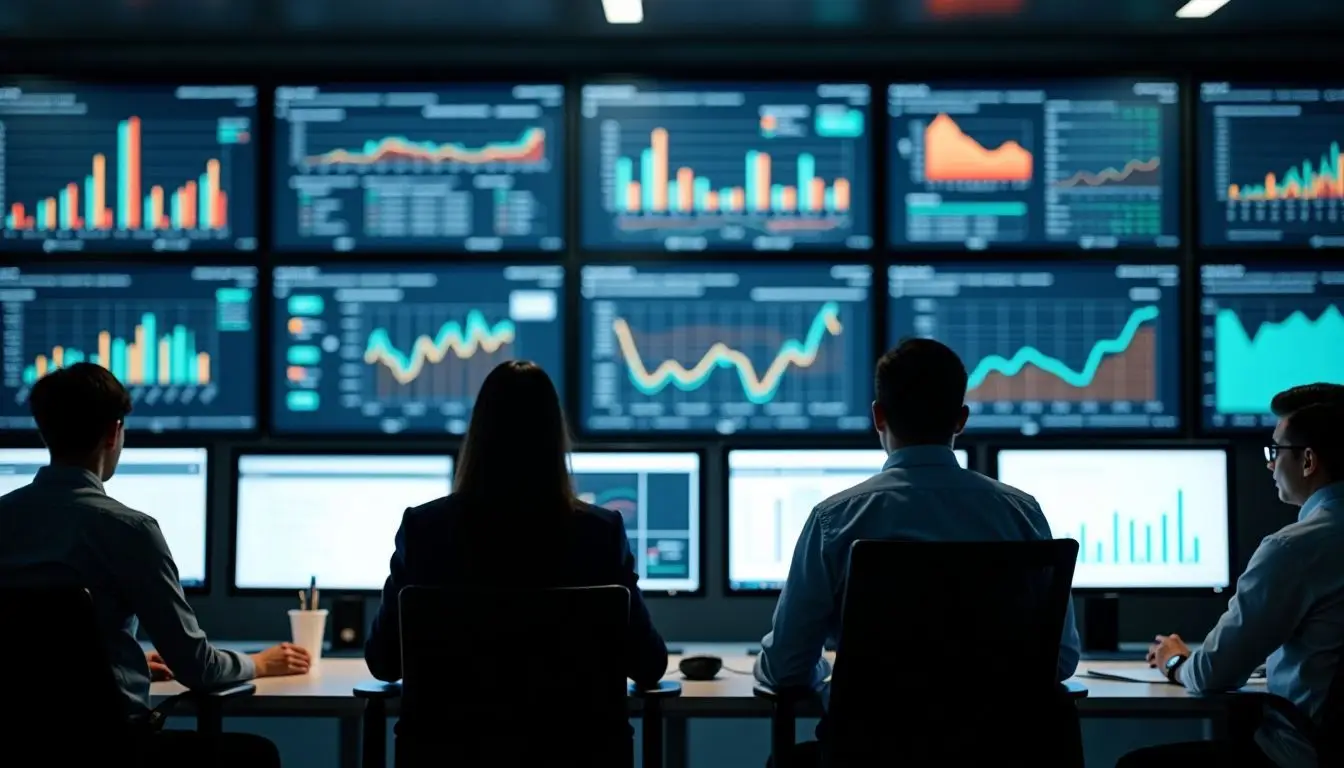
[362,307,516,401]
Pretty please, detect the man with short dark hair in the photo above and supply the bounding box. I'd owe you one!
[0,364,309,766]
[1123,399,1344,768]
[1271,382,1344,417]
[755,339,1080,763]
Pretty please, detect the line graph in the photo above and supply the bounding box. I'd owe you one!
[304,128,546,168]
[611,302,842,404]
[1054,158,1161,188]
[582,264,873,434]
[363,311,517,385]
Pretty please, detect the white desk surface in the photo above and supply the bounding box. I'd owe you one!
[151,644,1223,713]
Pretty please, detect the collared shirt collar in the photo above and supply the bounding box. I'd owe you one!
[33,464,105,494]
[1299,480,1344,522]
[882,445,962,471]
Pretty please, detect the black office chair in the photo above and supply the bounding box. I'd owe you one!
[0,585,255,766]
[353,584,680,768]
[1225,651,1344,767]
[756,539,1086,767]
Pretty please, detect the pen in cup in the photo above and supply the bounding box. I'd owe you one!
[298,590,307,611]
[307,576,316,611]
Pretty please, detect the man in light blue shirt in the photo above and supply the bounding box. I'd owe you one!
[1130,397,1344,768]
[754,339,1081,760]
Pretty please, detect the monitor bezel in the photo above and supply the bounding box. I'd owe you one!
[988,441,1238,596]
[720,444,975,597]
[226,445,456,596]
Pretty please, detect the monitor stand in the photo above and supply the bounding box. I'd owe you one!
[1082,593,1124,659]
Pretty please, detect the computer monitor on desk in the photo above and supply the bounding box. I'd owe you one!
[568,451,702,594]
[994,448,1232,652]
[232,453,453,591]
[727,448,968,592]
[0,447,210,589]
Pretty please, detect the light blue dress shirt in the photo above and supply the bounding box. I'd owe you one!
[754,445,1081,692]
[0,465,254,718]
[1179,480,1344,768]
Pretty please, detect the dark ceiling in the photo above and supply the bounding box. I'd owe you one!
[0,0,1340,39]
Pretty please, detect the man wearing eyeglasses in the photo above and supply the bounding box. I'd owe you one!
[1119,396,1344,767]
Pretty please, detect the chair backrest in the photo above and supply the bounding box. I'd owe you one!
[826,539,1080,764]
[0,585,133,742]
[396,584,632,767]
[1316,650,1344,766]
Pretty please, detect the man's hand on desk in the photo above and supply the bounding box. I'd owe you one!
[249,642,312,678]
[1147,634,1193,675]
[146,651,173,682]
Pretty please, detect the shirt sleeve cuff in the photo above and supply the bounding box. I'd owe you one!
[237,650,257,680]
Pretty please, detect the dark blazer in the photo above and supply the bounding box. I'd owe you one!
[365,494,669,688]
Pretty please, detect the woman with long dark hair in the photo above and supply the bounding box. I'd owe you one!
[364,360,668,685]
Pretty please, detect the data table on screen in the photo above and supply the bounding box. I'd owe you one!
[887,80,1181,250]
[569,452,701,594]
[1200,263,1344,429]
[580,263,873,435]
[0,84,257,253]
[726,449,966,592]
[233,454,453,591]
[273,84,564,253]
[580,82,873,252]
[271,264,564,435]
[1199,83,1344,248]
[996,449,1231,590]
[889,263,1182,435]
[0,265,258,432]
[0,448,210,587]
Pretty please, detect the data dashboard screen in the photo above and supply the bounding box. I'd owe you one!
[273,85,564,253]
[0,265,258,432]
[272,264,563,435]
[995,449,1231,590]
[727,449,968,592]
[0,83,258,253]
[1199,83,1344,248]
[581,263,873,435]
[569,452,701,593]
[0,448,210,587]
[233,454,453,591]
[889,263,1181,435]
[1200,263,1344,429]
[887,80,1181,250]
[581,82,873,252]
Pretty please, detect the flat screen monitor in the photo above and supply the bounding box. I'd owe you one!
[232,453,453,591]
[580,82,873,252]
[0,83,258,253]
[1200,263,1344,430]
[0,264,259,432]
[887,79,1182,251]
[272,84,565,253]
[271,263,564,434]
[1198,82,1344,249]
[569,451,701,594]
[995,449,1232,591]
[727,448,967,592]
[888,262,1182,435]
[0,448,210,588]
[580,263,874,435]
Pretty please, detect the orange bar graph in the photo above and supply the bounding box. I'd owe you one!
[810,178,825,212]
[9,204,26,229]
[43,199,56,230]
[197,353,211,386]
[782,186,797,212]
[651,129,669,213]
[65,184,81,229]
[627,182,642,212]
[677,168,694,212]
[93,154,106,230]
[216,192,227,229]
[126,343,141,386]
[52,346,64,368]
[755,153,771,212]
[834,179,851,212]
[706,191,719,212]
[35,356,47,377]
[730,188,745,212]
[206,159,220,229]
[157,339,171,385]
[98,332,111,368]
[127,117,142,229]
[182,181,198,230]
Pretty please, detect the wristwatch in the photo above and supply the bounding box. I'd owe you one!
[1163,653,1189,684]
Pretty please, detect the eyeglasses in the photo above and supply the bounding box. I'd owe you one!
[1265,443,1308,462]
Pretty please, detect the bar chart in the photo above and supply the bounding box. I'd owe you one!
[0,265,258,432]
[0,84,257,252]
[996,449,1231,590]
[582,83,872,251]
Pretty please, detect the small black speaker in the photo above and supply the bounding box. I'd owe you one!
[331,595,365,651]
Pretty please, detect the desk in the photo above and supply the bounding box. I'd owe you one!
[150,648,1235,768]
